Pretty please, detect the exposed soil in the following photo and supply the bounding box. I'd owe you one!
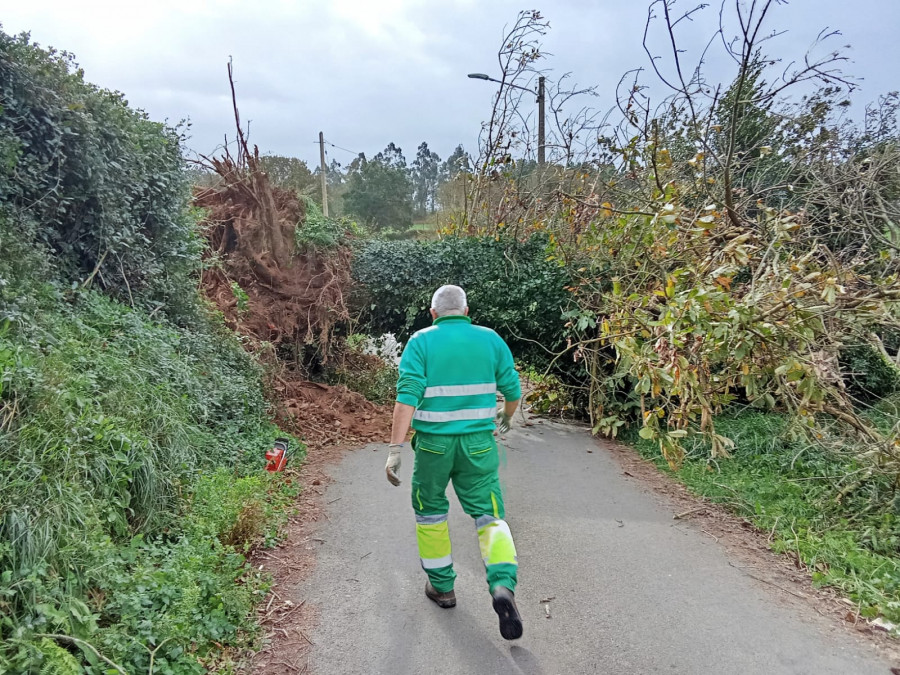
[272,375,391,451]
[243,369,391,674]
[194,173,351,357]
[193,128,383,451]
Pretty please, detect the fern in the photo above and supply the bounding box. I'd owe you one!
[37,638,81,675]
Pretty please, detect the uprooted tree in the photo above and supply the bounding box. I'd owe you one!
[194,61,351,362]
[441,3,900,495]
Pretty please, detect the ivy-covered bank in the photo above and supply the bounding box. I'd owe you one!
[0,32,300,673]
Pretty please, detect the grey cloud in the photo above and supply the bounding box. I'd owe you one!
[4,1,898,170]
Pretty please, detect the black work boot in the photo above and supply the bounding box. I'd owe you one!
[491,586,523,640]
[425,581,456,608]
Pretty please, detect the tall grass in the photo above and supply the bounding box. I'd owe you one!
[0,290,303,673]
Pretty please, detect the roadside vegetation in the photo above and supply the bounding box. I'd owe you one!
[5,0,900,669]
[0,31,302,673]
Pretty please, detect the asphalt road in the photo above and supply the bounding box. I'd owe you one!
[298,420,891,674]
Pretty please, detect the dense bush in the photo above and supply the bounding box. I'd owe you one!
[295,196,361,251]
[0,30,301,673]
[352,234,573,368]
[841,345,900,401]
[0,30,200,321]
[327,334,399,405]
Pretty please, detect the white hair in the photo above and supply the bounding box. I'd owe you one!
[431,285,467,317]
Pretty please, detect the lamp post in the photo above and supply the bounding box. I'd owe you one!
[468,73,546,165]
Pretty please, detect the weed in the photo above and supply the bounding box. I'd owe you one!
[327,334,398,404]
[231,281,250,315]
[522,367,575,418]
[295,196,362,251]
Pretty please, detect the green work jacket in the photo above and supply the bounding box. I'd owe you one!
[396,315,521,435]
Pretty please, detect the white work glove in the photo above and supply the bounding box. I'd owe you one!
[496,411,512,434]
[386,444,403,486]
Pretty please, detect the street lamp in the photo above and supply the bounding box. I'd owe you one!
[467,73,546,165]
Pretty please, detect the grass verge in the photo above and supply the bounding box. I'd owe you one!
[624,409,900,629]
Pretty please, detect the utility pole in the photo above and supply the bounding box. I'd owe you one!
[537,76,546,166]
[318,131,329,217]
[467,72,547,165]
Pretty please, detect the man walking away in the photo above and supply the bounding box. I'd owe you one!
[384,284,523,640]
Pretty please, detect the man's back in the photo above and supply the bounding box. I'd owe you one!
[396,315,520,435]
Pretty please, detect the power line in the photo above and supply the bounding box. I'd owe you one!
[313,138,362,157]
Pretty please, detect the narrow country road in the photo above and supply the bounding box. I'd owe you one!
[297,420,892,674]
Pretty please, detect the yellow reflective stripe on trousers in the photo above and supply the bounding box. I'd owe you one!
[416,519,452,569]
[477,519,517,566]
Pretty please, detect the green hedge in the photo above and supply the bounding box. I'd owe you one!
[352,234,572,368]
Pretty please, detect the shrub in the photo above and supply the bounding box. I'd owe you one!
[295,196,361,251]
[328,334,398,404]
[0,28,303,673]
[841,344,900,401]
[0,30,200,320]
[352,234,573,369]
[0,290,303,673]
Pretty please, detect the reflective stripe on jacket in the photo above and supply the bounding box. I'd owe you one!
[396,315,521,435]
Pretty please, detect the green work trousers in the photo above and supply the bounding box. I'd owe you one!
[410,429,518,595]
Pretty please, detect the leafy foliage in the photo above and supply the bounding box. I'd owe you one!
[0,30,303,673]
[327,334,398,405]
[295,196,361,251]
[259,154,317,197]
[0,291,302,673]
[343,144,415,229]
[411,141,441,215]
[841,345,900,401]
[352,234,573,367]
[0,31,200,321]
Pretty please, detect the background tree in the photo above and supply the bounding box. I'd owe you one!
[412,141,441,215]
[436,144,472,214]
[374,142,407,170]
[258,154,317,197]
[343,145,414,229]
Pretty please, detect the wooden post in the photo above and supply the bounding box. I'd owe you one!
[537,76,546,165]
[318,131,329,217]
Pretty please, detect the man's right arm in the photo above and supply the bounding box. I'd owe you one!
[396,334,426,408]
[385,336,426,486]
[495,336,521,432]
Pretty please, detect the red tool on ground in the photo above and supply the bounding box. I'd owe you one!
[265,438,290,472]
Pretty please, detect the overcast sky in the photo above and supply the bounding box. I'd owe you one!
[4,1,898,169]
